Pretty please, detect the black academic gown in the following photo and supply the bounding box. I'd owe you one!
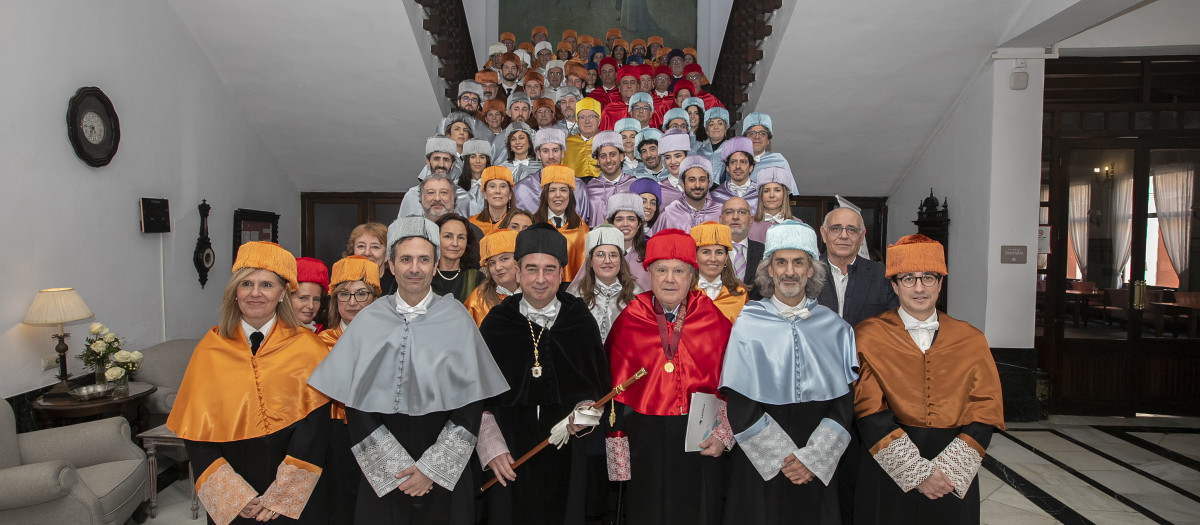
[722,390,853,525]
[478,293,611,525]
[345,404,483,525]
[185,408,332,525]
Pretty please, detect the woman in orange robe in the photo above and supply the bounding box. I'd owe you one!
[315,255,381,525]
[462,229,520,325]
[469,166,515,236]
[167,241,331,525]
[532,165,590,282]
[690,221,748,323]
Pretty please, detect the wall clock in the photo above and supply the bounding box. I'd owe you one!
[66,87,120,167]
[193,200,215,287]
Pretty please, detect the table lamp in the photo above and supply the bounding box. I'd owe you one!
[22,288,94,397]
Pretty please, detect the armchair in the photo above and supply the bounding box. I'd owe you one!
[0,401,148,525]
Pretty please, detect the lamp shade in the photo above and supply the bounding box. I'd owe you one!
[22,288,93,326]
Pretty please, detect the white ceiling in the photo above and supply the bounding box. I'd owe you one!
[166,0,1164,195]
[748,0,1087,197]
[168,0,444,192]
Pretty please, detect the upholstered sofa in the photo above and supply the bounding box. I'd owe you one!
[133,339,200,428]
[0,402,148,525]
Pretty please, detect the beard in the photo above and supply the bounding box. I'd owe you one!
[775,278,804,298]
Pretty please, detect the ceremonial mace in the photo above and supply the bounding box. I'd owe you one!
[481,367,648,492]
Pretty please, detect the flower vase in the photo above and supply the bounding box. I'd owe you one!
[112,375,130,397]
[94,365,107,386]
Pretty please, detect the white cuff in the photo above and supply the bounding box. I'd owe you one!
[352,425,415,498]
[734,414,798,481]
[933,438,982,499]
[791,418,850,486]
[415,420,477,491]
[873,433,935,493]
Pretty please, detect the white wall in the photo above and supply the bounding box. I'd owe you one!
[888,57,1044,348]
[0,2,298,398]
[888,60,998,331]
[984,59,1045,348]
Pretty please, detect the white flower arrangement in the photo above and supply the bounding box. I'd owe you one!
[77,322,139,379]
[104,367,125,381]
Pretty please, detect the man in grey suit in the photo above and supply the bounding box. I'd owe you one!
[720,197,764,298]
[817,206,898,327]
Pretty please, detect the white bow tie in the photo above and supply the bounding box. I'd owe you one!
[698,280,722,299]
[526,304,558,326]
[496,285,518,296]
[764,213,785,223]
[779,306,811,321]
[905,320,939,331]
[396,304,427,318]
[596,282,622,300]
[512,159,530,167]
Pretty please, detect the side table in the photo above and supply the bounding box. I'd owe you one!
[136,424,199,520]
[32,381,158,433]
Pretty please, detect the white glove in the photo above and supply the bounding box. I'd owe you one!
[548,406,604,449]
[572,406,603,427]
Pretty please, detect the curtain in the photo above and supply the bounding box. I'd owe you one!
[1154,164,1194,280]
[1111,175,1134,284]
[1068,182,1091,280]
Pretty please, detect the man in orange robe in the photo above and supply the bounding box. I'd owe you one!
[852,234,1004,525]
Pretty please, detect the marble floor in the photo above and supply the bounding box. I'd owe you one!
[136,415,1200,525]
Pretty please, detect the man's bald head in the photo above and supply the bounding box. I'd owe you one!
[720,197,752,241]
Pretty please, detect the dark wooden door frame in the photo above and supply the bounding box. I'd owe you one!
[1042,137,1200,416]
[300,192,406,258]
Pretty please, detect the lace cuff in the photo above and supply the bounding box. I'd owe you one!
[606,435,631,481]
[195,459,258,525]
[352,425,415,498]
[259,456,321,519]
[872,433,934,492]
[791,418,850,486]
[734,414,798,481]
[711,399,736,451]
[476,412,510,469]
[933,437,983,499]
[415,420,477,491]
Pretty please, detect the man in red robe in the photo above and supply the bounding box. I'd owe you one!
[681,63,725,110]
[599,66,641,130]
[604,229,736,525]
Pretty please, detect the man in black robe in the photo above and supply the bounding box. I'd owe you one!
[307,216,509,525]
[477,223,611,525]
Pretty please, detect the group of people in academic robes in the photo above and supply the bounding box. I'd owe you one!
[167,214,1004,525]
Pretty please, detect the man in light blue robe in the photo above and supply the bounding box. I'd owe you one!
[742,112,799,194]
[719,220,858,525]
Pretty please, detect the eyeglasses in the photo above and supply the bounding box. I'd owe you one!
[632,104,652,112]
[459,95,480,103]
[592,251,622,261]
[745,130,769,138]
[824,225,863,236]
[896,274,941,288]
[335,290,374,303]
